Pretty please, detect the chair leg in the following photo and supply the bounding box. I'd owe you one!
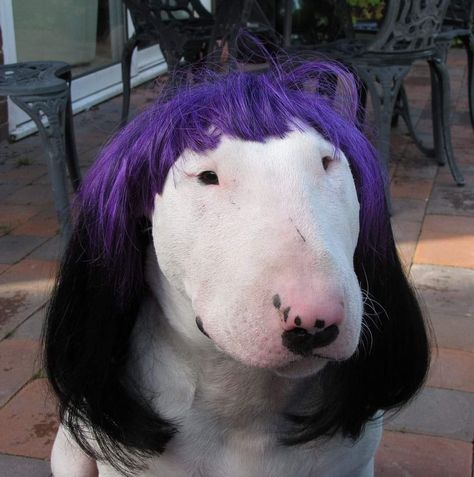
[429,56,465,185]
[121,36,138,127]
[429,57,446,166]
[353,64,411,213]
[462,33,474,129]
[397,84,435,158]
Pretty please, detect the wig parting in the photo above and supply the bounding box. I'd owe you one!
[43,58,429,474]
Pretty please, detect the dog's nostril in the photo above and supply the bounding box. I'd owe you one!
[314,319,325,329]
[195,316,210,339]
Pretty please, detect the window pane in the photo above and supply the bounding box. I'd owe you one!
[12,0,126,78]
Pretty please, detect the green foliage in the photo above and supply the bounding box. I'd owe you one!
[348,0,385,21]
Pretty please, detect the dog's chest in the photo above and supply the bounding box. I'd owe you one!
[137,407,382,477]
[129,359,381,477]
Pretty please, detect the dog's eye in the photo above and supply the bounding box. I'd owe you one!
[322,156,333,171]
[198,171,219,185]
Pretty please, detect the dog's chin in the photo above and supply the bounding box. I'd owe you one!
[273,356,329,379]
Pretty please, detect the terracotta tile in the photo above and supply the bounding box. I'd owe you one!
[0,259,57,339]
[0,205,42,236]
[375,431,472,477]
[4,184,54,207]
[450,124,474,140]
[0,264,9,275]
[399,149,439,178]
[414,215,474,268]
[452,135,474,149]
[385,386,474,442]
[9,306,46,342]
[0,183,22,201]
[0,165,47,186]
[0,340,40,407]
[455,147,474,165]
[402,142,437,168]
[411,262,473,312]
[391,198,427,223]
[11,209,59,237]
[0,379,58,459]
[29,236,65,262]
[451,110,472,126]
[428,348,474,393]
[427,182,474,217]
[0,138,41,167]
[411,264,474,351]
[0,454,50,477]
[436,163,474,185]
[0,454,51,477]
[391,220,422,267]
[390,177,433,201]
[0,235,48,264]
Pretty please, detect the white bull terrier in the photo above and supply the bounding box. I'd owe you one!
[45,62,429,477]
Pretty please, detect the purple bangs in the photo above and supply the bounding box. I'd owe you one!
[76,60,388,276]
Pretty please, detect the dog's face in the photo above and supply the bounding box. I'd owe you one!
[152,127,362,378]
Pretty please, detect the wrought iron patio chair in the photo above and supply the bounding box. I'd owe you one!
[393,0,474,160]
[121,0,214,125]
[439,0,474,127]
[285,0,464,209]
[121,0,276,125]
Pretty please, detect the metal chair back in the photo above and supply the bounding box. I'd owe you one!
[368,0,450,54]
[444,0,474,28]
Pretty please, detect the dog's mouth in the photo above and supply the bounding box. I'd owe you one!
[281,326,340,357]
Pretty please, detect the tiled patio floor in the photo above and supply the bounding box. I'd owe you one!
[0,49,473,476]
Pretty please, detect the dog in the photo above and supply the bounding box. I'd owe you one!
[44,61,429,477]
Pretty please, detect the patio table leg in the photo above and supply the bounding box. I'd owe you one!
[11,90,73,238]
[61,69,81,191]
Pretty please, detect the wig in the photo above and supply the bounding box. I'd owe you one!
[43,59,429,473]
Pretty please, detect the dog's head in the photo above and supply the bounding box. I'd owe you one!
[44,61,429,472]
[153,127,362,377]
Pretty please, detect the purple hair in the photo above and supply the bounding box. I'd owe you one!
[77,61,388,301]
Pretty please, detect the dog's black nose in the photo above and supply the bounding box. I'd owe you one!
[282,325,339,357]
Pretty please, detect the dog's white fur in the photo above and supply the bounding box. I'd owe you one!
[51,128,383,477]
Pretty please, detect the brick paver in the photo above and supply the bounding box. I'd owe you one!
[0,259,57,339]
[428,348,474,393]
[414,215,474,268]
[0,454,51,477]
[0,379,58,459]
[11,209,59,237]
[376,431,472,476]
[385,386,474,442]
[0,234,48,264]
[0,339,40,407]
[0,48,472,475]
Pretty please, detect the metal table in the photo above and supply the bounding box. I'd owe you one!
[0,61,81,238]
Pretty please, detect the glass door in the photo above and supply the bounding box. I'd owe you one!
[1,0,171,138]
